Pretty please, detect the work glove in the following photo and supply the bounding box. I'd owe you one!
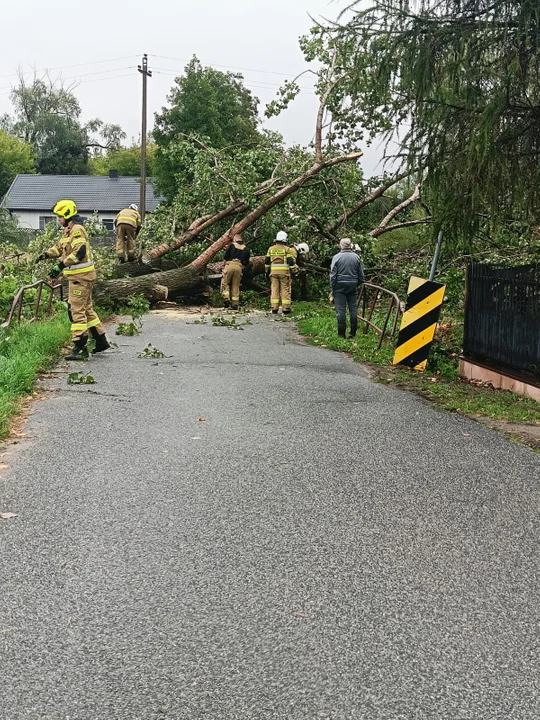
[48,262,64,279]
[35,253,47,263]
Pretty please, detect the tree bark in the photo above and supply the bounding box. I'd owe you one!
[94,265,206,304]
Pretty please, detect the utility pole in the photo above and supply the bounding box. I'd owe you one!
[138,54,152,223]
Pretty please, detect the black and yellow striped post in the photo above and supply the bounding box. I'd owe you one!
[393,277,446,371]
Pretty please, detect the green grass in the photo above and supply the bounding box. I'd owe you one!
[389,369,540,424]
[0,316,70,440]
[292,302,540,426]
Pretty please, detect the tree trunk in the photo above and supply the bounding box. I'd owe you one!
[309,172,410,241]
[370,185,421,238]
[94,265,206,304]
[113,258,182,278]
[142,200,247,264]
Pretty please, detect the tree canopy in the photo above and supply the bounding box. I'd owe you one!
[321,0,540,237]
[88,143,156,177]
[2,74,129,176]
[153,57,262,199]
[0,131,35,197]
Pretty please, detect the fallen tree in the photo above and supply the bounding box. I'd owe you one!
[96,53,366,303]
[96,43,431,304]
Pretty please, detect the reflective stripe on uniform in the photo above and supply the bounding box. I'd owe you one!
[116,208,140,228]
[117,216,137,226]
[281,299,292,306]
[71,322,88,332]
[64,263,95,276]
[87,317,102,329]
[269,247,291,273]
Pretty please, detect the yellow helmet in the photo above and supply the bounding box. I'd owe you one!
[53,199,78,220]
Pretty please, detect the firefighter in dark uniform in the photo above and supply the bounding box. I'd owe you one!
[221,234,251,309]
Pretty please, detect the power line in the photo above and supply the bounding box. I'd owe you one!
[0,71,136,96]
[0,67,136,95]
[150,54,304,80]
[0,55,140,80]
[78,73,136,86]
[62,66,137,82]
[152,68,315,93]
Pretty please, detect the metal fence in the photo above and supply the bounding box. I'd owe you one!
[463,264,540,379]
[358,282,402,349]
[1,280,64,329]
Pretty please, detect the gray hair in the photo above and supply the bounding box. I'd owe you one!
[340,238,352,250]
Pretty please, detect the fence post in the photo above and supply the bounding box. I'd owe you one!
[429,231,444,281]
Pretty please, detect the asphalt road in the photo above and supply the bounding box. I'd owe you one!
[1,310,539,720]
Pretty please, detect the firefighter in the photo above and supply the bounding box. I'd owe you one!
[115,203,142,262]
[36,200,110,360]
[265,231,299,314]
[221,234,251,309]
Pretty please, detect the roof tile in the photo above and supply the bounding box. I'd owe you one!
[2,175,163,212]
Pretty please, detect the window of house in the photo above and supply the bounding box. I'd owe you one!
[39,216,58,231]
[101,219,115,232]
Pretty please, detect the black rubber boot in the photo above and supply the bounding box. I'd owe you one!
[223,299,230,308]
[337,324,346,339]
[349,321,358,339]
[231,304,239,310]
[282,308,291,315]
[271,309,279,314]
[65,335,89,361]
[90,327,111,354]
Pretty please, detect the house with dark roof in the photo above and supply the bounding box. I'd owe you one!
[1,172,163,231]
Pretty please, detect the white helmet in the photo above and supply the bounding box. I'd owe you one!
[129,203,139,211]
[276,231,288,243]
[352,243,362,253]
[295,242,310,255]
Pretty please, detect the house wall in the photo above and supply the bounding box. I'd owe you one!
[12,211,119,231]
[12,211,42,230]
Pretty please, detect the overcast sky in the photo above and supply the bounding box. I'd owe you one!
[0,0,384,175]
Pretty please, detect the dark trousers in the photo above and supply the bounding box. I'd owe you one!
[334,289,358,329]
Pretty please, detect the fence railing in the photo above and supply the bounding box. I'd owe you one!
[464,264,540,379]
[358,282,402,349]
[1,280,64,329]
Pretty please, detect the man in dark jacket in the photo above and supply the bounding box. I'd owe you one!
[330,238,365,338]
